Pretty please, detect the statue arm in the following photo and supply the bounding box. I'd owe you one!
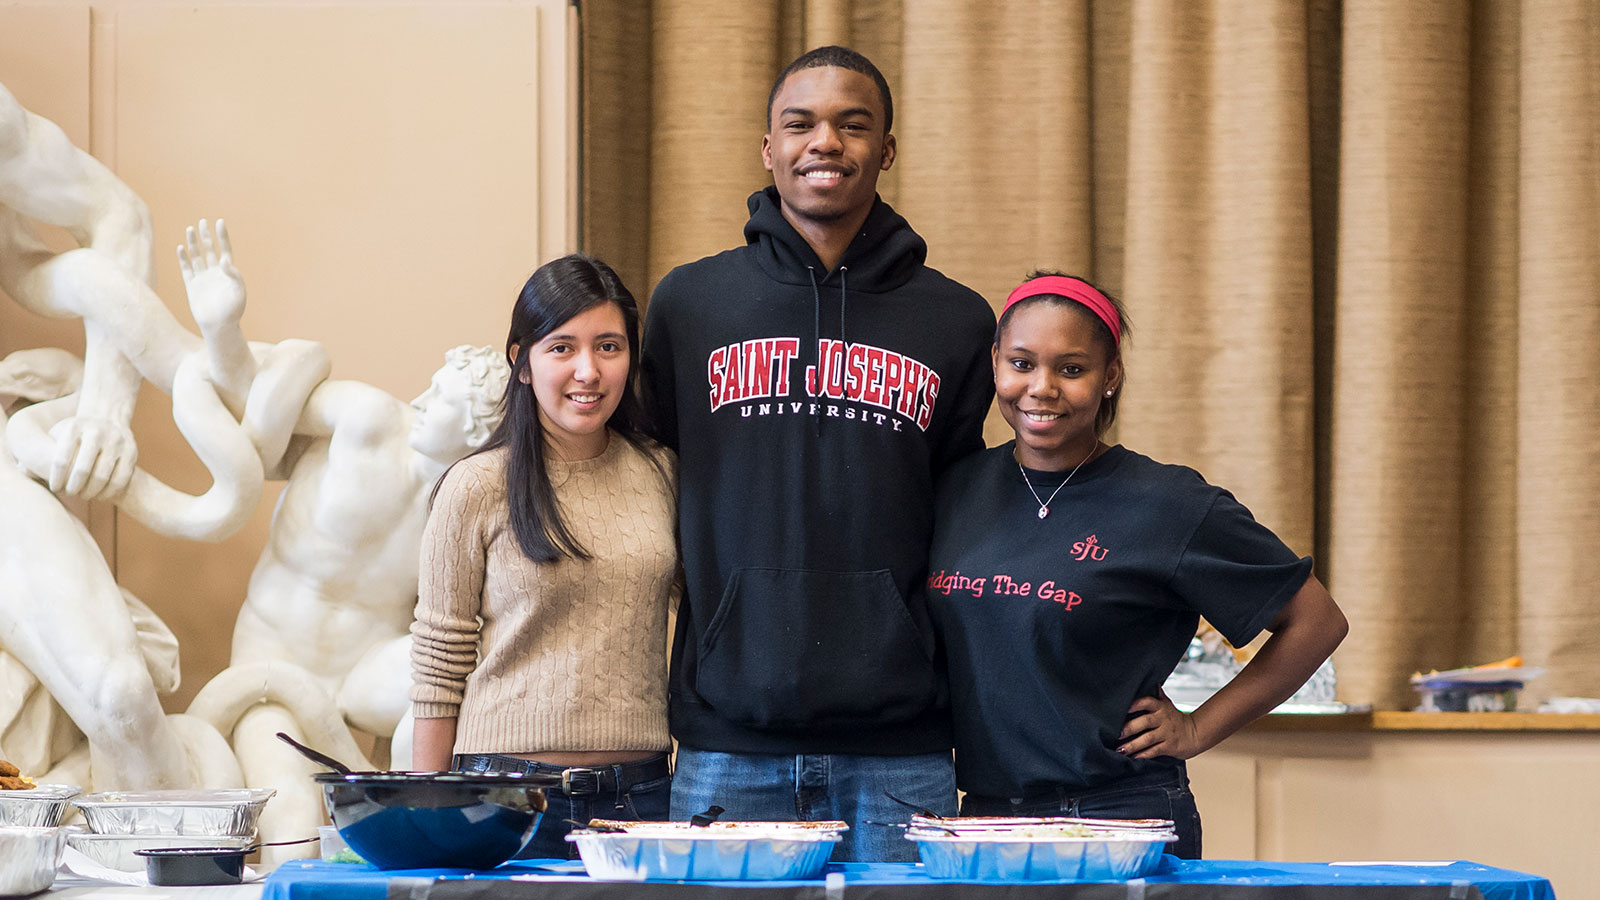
[0,86,151,283]
[0,84,153,283]
[178,219,252,416]
[294,379,407,444]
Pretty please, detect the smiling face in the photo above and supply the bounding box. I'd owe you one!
[763,65,896,230]
[521,301,631,460]
[993,301,1123,470]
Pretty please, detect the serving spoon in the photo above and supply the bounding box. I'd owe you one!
[274,732,353,775]
[882,790,943,820]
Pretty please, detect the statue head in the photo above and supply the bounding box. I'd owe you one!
[408,344,509,462]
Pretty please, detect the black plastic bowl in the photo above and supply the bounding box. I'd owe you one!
[313,771,555,870]
[135,846,247,886]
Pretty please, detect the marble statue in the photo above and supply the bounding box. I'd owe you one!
[175,221,509,860]
[0,78,259,790]
[0,349,241,790]
[0,81,203,499]
[1,82,508,861]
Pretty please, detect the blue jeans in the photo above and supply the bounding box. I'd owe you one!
[960,763,1202,859]
[453,753,672,861]
[669,746,957,863]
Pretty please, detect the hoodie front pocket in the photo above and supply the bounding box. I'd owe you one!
[694,567,938,730]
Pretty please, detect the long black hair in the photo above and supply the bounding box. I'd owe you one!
[478,253,657,563]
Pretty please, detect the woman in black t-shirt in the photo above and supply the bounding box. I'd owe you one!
[925,272,1347,858]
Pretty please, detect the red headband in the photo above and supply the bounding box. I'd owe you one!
[1002,276,1122,346]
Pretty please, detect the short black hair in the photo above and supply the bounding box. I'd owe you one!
[766,45,894,134]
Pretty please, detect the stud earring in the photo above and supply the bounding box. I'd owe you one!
[1105,390,1114,397]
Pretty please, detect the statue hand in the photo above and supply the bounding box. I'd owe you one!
[48,413,138,500]
[178,218,245,333]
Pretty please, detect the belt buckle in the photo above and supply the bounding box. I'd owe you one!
[561,767,601,796]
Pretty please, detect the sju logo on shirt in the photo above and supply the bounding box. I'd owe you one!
[1071,534,1110,561]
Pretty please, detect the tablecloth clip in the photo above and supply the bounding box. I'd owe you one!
[825,870,846,900]
[1127,877,1147,900]
[1450,880,1470,899]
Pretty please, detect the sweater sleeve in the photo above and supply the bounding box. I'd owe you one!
[410,460,492,718]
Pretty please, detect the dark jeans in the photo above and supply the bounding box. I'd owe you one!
[453,752,672,861]
[669,746,958,863]
[960,763,1202,859]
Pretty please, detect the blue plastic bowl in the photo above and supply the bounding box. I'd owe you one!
[313,771,555,870]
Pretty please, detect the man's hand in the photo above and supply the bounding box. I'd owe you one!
[48,413,137,500]
[1117,690,1204,760]
[178,218,244,334]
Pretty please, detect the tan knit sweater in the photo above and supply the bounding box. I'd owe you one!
[409,435,677,754]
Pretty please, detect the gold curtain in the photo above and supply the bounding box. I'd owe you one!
[581,0,1600,710]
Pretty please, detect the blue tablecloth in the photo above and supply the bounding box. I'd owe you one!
[264,857,1554,900]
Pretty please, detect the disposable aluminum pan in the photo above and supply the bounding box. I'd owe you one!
[0,826,66,896]
[907,822,1176,882]
[911,814,1176,834]
[569,820,846,881]
[65,831,255,873]
[72,789,274,837]
[0,784,81,827]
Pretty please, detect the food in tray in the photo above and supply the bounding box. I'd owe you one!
[1410,656,1544,685]
[568,819,848,881]
[910,814,1176,833]
[581,818,849,838]
[0,757,36,790]
[903,815,1178,881]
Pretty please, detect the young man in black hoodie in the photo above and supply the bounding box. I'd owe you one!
[641,46,995,862]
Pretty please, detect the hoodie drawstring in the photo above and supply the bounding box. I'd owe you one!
[807,266,822,437]
[806,265,851,437]
[838,265,849,352]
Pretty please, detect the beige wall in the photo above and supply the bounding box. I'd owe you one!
[1190,722,1600,900]
[0,0,576,711]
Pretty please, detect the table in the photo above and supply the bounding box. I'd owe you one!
[44,871,263,899]
[263,858,1554,900]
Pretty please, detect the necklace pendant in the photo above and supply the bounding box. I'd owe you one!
[1038,506,1049,519]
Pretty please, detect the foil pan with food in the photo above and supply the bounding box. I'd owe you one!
[0,783,82,828]
[910,814,1176,833]
[906,818,1176,882]
[569,819,847,881]
[72,788,275,837]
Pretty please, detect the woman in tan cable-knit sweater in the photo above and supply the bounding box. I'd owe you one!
[410,254,678,860]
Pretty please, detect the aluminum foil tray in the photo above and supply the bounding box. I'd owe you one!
[0,784,81,827]
[569,820,846,881]
[0,826,67,896]
[907,819,1175,882]
[65,831,255,872]
[72,788,274,836]
[912,814,1176,834]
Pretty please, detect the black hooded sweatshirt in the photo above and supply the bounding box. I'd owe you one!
[641,187,995,754]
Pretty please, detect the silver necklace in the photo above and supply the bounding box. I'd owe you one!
[1018,443,1098,519]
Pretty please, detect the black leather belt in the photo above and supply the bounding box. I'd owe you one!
[454,752,670,797]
